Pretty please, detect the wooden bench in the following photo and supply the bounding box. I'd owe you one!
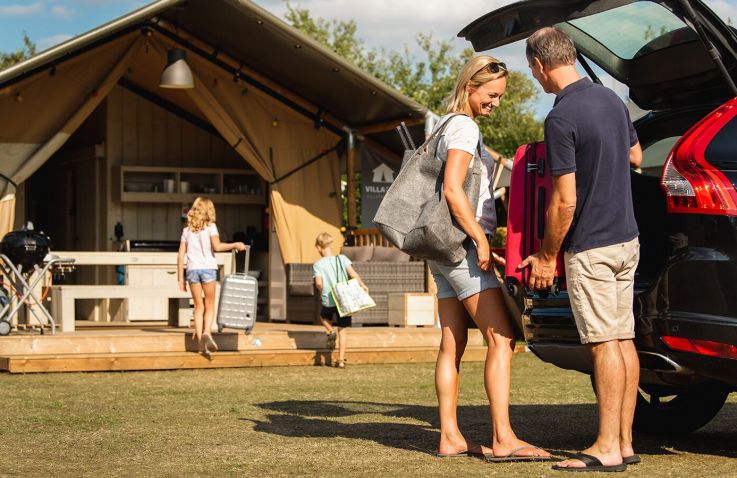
[50,285,204,333]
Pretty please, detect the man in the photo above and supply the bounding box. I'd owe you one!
[519,27,643,473]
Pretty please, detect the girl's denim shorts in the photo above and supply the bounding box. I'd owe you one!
[186,269,218,284]
[428,242,500,301]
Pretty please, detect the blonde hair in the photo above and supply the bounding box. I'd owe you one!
[187,197,216,233]
[315,232,333,249]
[446,55,509,116]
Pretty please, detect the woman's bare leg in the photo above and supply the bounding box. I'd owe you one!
[436,297,488,455]
[462,287,550,458]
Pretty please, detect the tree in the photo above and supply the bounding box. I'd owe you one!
[0,33,36,70]
[285,4,543,157]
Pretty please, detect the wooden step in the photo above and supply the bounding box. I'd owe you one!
[0,346,493,373]
[0,328,484,355]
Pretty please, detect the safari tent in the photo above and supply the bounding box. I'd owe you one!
[0,0,432,321]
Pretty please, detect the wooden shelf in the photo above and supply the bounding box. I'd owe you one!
[119,165,266,205]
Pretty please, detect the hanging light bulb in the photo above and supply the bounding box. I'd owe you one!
[272,118,279,127]
[159,48,194,89]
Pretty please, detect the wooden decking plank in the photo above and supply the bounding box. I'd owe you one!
[1,346,495,374]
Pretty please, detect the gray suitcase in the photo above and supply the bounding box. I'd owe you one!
[217,248,257,334]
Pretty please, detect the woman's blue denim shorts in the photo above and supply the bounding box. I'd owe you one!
[186,269,218,284]
[428,241,500,301]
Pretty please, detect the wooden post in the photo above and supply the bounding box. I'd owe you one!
[346,129,357,228]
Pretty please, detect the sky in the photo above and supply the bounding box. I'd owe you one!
[1,0,736,117]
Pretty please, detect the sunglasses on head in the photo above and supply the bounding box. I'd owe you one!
[479,62,507,75]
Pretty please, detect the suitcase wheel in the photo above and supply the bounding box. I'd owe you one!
[217,325,224,333]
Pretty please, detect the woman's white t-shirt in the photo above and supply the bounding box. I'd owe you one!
[181,223,219,270]
[434,114,496,234]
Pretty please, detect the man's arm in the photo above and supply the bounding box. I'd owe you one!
[629,142,642,168]
[519,172,577,290]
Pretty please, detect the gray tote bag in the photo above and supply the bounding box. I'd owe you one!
[374,115,481,264]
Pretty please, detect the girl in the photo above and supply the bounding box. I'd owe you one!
[431,56,551,461]
[177,197,245,358]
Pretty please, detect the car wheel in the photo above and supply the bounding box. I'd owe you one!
[589,375,729,434]
[633,382,730,434]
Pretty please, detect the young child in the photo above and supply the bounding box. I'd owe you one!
[313,232,368,368]
[177,197,245,358]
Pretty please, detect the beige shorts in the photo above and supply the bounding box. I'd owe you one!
[564,238,640,344]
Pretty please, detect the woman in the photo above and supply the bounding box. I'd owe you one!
[177,197,245,358]
[432,56,551,461]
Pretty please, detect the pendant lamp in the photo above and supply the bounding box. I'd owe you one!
[160,48,194,89]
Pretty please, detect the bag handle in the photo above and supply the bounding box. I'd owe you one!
[334,255,347,282]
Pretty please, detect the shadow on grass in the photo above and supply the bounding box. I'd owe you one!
[245,400,737,459]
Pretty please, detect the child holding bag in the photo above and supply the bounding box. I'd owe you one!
[313,232,368,368]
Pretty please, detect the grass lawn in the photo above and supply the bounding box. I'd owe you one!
[0,353,735,477]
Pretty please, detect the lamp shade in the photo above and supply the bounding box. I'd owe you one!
[159,49,194,89]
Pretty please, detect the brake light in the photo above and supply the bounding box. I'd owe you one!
[661,100,737,215]
[662,335,737,360]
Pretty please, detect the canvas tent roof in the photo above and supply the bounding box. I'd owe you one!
[0,0,432,262]
[0,0,429,150]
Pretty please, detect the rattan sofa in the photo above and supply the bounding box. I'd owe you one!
[285,246,427,325]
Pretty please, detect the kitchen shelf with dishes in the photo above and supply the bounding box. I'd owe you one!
[119,166,266,204]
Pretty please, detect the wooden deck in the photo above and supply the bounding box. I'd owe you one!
[0,323,524,374]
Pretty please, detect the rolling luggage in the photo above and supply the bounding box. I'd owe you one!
[504,142,565,295]
[216,248,257,334]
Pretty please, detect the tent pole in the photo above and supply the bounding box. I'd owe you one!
[346,129,357,228]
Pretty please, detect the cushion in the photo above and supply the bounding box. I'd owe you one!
[341,245,374,262]
[371,246,411,262]
[288,283,315,297]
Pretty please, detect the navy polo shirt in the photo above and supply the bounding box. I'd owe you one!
[545,78,639,253]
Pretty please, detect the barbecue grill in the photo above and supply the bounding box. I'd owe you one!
[0,228,52,271]
[0,225,74,335]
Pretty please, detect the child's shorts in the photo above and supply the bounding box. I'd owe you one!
[320,306,352,328]
[186,269,218,284]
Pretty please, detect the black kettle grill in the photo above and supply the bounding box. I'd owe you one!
[0,228,52,271]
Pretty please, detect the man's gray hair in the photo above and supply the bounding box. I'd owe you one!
[526,27,577,68]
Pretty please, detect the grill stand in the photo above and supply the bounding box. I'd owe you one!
[0,254,75,335]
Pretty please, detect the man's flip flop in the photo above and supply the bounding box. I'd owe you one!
[551,453,627,472]
[623,454,641,465]
[485,446,555,462]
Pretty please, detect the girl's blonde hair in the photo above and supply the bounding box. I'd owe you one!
[315,232,333,249]
[187,197,216,232]
[446,55,508,116]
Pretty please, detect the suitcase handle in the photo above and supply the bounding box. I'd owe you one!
[231,247,251,274]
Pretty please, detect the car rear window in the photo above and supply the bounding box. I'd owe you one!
[568,1,696,59]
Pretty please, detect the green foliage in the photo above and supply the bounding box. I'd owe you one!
[0,32,36,70]
[285,4,543,157]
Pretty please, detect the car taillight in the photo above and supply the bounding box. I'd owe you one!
[662,335,737,360]
[661,100,737,215]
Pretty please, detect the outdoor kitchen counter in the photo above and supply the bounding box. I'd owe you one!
[49,251,235,332]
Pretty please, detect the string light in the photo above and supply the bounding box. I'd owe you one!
[15,93,22,102]
[272,118,279,127]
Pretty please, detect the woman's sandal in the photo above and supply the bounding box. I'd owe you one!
[335,359,346,369]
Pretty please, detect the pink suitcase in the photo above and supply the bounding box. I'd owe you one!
[505,142,565,295]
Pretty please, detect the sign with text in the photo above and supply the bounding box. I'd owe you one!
[360,145,398,227]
